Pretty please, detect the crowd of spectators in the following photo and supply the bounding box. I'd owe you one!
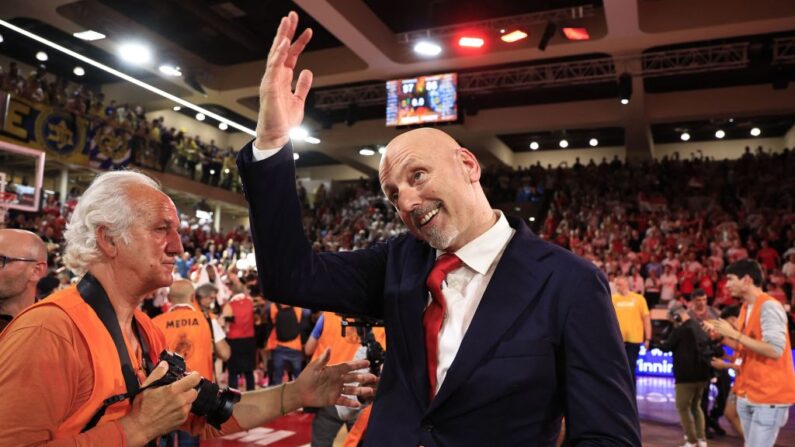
[1,62,242,191]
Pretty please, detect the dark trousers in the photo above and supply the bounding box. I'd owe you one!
[624,342,641,387]
[160,430,199,447]
[272,345,303,385]
[311,405,354,447]
[228,368,255,391]
[702,369,732,419]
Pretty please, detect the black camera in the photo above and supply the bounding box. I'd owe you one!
[339,314,385,377]
[149,351,242,428]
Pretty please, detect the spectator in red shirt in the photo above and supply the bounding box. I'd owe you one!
[756,240,780,272]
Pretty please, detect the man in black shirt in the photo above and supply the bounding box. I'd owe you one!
[660,304,714,447]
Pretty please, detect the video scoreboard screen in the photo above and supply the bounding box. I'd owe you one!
[385,73,457,126]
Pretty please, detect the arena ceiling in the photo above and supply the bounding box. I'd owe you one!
[1,0,794,173]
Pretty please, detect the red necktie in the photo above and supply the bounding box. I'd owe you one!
[424,253,462,400]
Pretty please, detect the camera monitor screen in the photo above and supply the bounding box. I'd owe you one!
[385,73,458,126]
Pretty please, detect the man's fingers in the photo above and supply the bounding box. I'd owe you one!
[141,361,169,387]
[294,69,313,102]
[336,395,362,408]
[268,17,289,58]
[285,28,313,68]
[266,38,291,71]
[171,371,202,393]
[285,11,299,42]
[334,359,369,374]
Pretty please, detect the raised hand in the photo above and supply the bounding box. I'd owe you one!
[255,11,314,149]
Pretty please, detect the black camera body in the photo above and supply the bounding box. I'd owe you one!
[339,314,385,377]
[149,351,242,428]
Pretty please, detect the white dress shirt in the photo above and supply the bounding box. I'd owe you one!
[431,212,515,393]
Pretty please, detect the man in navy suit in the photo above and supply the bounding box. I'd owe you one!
[237,11,641,446]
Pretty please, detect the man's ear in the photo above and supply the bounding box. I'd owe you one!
[457,147,481,183]
[96,226,118,258]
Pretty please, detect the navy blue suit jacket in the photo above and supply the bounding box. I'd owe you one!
[237,142,641,446]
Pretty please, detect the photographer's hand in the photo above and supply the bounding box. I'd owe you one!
[293,349,376,408]
[118,361,201,447]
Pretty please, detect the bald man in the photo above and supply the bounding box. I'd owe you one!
[235,11,640,447]
[0,229,47,331]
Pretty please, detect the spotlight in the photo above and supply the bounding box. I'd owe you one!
[458,36,484,48]
[538,22,557,51]
[413,41,442,56]
[750,127,761,137]
[195,112,205,121]
[73,66,85,76]
[589,138,599,147]
[224,169,230,174]
[501,30,528,43]
[304,136,321,144]
[173,106,181,111]
[289,127,309,140]
[0,33,4,43]
[529,217,536,222]
[359,148,376,156]
[73,30,106,41]
[293,153,300,161]
[618,73,632,105]
[562,27,590,41]
[118,42,152,65]
[559,139,568,148]
[218,122,228,131]
[715,130,725,139]
[680,132,691,141]
[529,142,539,150]
[158,64,182,77]
[378,146,387,154]
[36,51,48,61]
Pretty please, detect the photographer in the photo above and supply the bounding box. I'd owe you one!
[0,171,374,446]
[659,303,715,447]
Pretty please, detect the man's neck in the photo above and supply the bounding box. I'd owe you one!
[0,291,35,318]
[743,287,764,305]
[89,267,141,329]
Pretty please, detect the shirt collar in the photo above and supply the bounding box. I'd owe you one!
[437,211,514,276]
[170,303,196,311]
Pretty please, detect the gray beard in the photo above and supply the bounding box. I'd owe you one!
[424,225,459,251]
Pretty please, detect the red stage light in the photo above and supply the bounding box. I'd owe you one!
[500,30,528,43]
[562,27,590,41]
[458,36,485,48]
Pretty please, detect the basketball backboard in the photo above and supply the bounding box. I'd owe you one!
[0,140,45,213]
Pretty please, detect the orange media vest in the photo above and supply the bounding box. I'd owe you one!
[10,285,166,438]
[153,304,215,380]
[734,293,795,404]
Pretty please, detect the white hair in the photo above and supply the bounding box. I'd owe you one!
[63,171,160,275]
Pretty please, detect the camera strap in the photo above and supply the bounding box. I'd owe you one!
[77,273,152,432]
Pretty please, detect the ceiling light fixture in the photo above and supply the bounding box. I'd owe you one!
[0,19,255,135]
[73,66,85,76]
[378,146,387,154]
[73,30,106,41]
[529,141,539,150]
[158,64,182,77]
[118,42,152,65]
[293,153,300,161]
[618,73,632,105]
[414,41,442,56]
[562,27,590,41]
[458,36,484,48]
[680,132,691,141]
[501,30,528,43]
[173,106,181,111]
[559,139,569,148]
[195,112,205,121]
[35,51,48,61]
[715,129,725,139]
[589,138,599,147]
[218,122,228,131]
[289,127,309,140]
[359,148,376,156]
[750,127,761,137]
[304,136,321,144]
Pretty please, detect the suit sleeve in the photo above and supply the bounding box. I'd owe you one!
[562,269,642,446]
[237,141,388,318]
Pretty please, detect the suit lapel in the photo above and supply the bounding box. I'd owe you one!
[394,244,436,411]
[428,221,553,413]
